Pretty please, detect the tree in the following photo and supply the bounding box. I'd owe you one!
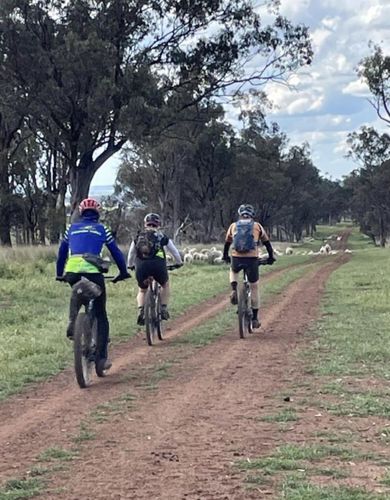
[359,44,390,125]
[347,126,390,168]
[1,0,312,219]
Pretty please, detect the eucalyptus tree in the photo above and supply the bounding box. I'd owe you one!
[345,127,390,246]
[359,44,390,125]
[1,0,312,218]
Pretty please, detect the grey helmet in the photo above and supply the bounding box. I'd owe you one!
[144,212,161,227]
[238,204,255,218]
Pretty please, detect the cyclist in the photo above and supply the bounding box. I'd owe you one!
[223,204,275,328]
[127,213,183,326]
[56,197,130,370]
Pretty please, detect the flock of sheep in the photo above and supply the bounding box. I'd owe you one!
[166,235,353,266]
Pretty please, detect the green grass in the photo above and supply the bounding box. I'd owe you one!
[237,443,386,498]
[259,409,298,423]
[281,478,387,500]
[37,447,76,462]
[293,223,374,253]
[0,477,44,499]
[306,247,390,380]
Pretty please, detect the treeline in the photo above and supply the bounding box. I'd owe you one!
[111,103,347,243]
[1,1,389,247]
[0,0,313,246]
[343,45,390,247]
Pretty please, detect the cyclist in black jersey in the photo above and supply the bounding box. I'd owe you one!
[127,213,182,326]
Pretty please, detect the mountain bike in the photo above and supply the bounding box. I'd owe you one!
[238,257,271,339]
[144,264,181,346]
[58,259,129,388]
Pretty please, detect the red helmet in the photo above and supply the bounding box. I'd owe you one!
[79,198,101,214]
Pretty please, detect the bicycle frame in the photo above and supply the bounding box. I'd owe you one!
[236,257,271,338]
[143,265,179,346]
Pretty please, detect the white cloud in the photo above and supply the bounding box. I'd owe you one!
[342,79,370,97]
[334,136,350,155]
[279,0,311,18]
[321,16,340,30]
[311,28,332,53]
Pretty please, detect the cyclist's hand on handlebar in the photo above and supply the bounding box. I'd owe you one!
[267,256,276,265]
[128,265,135,271]
[174,263,183,269]
[112,272,131,283]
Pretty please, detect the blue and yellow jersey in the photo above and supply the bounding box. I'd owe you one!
[56,215,127,276]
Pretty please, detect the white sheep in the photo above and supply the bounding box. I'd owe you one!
[184,253,194,264]
[285,247,294,255]
[344,248,352,254]
[319,243,331,254]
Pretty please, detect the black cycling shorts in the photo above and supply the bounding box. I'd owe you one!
[231,256,259,283]
[136,257,169,289]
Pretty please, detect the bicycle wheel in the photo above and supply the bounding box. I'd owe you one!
[145,288,156,346]
[238,284,247,339]
[74,312,95,388]
[247,309,253,334]
[94,318,108,378]
[156,286,164,341]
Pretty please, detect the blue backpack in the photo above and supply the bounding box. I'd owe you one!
[233,220,256,253]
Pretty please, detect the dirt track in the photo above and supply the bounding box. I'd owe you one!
[1,252,349,499]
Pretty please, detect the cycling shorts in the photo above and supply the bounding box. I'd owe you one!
[231,256,259,283]
[136,257,168,289]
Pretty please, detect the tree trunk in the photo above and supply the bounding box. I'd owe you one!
[0,152,12,246]
[379,214,386,247]
[48,187,67,243]
[69,159,97,221]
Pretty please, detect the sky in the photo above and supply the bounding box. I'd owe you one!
[91,0,390,187]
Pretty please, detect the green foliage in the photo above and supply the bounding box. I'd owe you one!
[117,110,348,242]
[0,0,313,227]
[344,127,390,246]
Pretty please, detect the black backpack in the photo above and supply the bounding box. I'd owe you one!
[135,230,162,259]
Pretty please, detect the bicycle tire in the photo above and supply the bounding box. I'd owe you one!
[74,312,94,388]
[238,284,247,339]
[145,288,156,346]
[247,313,253,334]
[156,287,164,341]
[94,319,107,378]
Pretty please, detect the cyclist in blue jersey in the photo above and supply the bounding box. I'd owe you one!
[56,198,130,370]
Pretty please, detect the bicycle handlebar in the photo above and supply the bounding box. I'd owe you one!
[258,257,273,266]
[56,274,128,284]
[167,264,183,271]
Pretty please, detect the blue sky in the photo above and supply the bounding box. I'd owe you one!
[91,0,390,187]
